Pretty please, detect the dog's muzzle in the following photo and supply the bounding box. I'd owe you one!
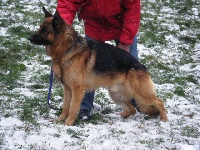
[28,35,35,43]
[28,35,50,45]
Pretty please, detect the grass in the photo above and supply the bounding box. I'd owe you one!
[0,0,199,149]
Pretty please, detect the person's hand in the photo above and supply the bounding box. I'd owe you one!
[117,42,130,53]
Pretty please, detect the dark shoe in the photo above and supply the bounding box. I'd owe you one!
[78,109,91,121]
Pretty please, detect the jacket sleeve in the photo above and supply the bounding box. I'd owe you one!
[120,0,140,44]
[56,0,85,25]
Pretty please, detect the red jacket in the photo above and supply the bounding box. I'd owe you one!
[57,0,140,44]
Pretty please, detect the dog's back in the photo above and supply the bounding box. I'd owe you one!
[87,40,147,74]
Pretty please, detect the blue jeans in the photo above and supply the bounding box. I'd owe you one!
[80,36,138,111]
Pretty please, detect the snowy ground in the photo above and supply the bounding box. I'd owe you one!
[0,0,200,149]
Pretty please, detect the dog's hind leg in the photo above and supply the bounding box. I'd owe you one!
[57,85,71,122]
[133,94,168,121]
[120,100,137,118]
[136,102,160,117]
[127,70,168,121]
[109,89,136,118]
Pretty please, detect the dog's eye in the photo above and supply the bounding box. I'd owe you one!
[41,27,49,34]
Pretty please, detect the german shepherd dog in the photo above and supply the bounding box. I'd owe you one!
[29,7,168,126]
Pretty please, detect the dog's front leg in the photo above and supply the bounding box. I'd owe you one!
[65,85,85,126]
[57,85,71,122]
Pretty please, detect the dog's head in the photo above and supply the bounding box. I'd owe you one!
[29,7,66,45]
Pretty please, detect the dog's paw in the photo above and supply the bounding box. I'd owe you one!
[160,117,168,122]
[64,119,75,126]
[57,114,68,122]
[49,116,67,123]
[119,109,136,118]
[49,118,60,123]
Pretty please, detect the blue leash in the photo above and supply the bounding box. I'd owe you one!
[47,67,62,111]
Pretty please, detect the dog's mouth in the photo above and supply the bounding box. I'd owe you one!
[28,35,51,46]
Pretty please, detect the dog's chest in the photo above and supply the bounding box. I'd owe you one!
[52,58,79,84]
[52,62,62,81]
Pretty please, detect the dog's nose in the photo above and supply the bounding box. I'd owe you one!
[28,36,34,42]
[28,36,33,41]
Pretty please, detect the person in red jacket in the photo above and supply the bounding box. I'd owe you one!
[57,0,141,120]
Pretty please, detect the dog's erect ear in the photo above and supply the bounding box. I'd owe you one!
[52,10,65,33]
[43,7,53,18]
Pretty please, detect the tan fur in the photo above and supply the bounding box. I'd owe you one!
[30,9,168,126]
